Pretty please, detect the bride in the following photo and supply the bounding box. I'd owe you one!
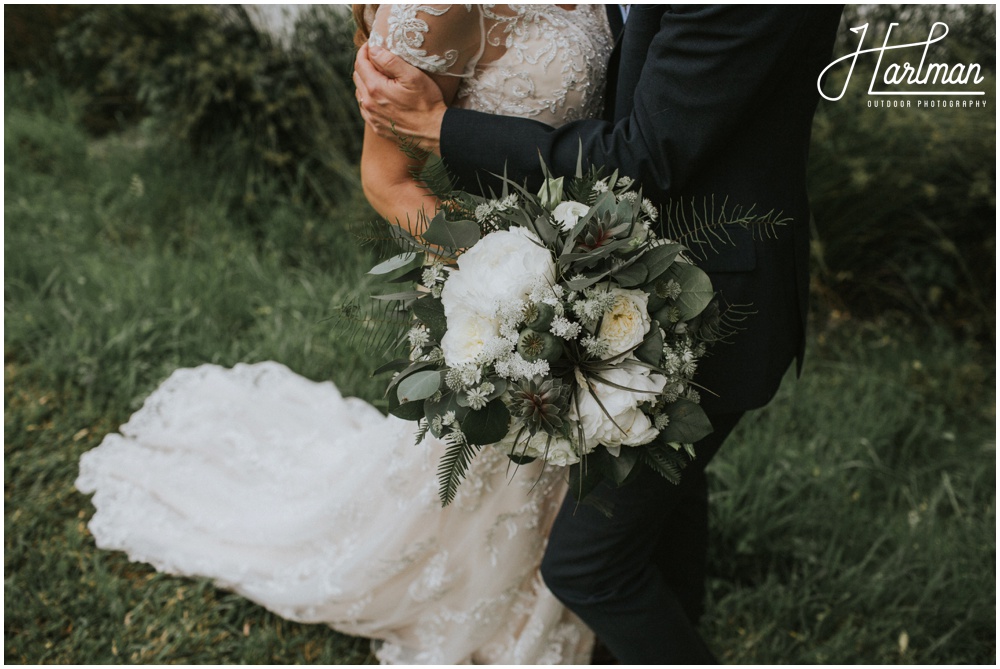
[76,5,613,665]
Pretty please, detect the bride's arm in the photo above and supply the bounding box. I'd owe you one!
[358,5,485,238]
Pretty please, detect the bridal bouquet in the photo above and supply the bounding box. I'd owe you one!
[362,162,737,506]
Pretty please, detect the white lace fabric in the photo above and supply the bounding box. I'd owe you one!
[78,4,614,665]
[369,4,613,127]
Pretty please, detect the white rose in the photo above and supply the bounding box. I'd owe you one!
[598,288,651,357]
[571,363,666,450]
[440,307,501,366]
[441,228,556,317]
[551,201,590,232]
[495,428,580,466]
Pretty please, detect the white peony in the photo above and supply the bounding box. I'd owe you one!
[439,308,501,366]
[441,228,556,317]
[495,428,580,466]
[571,363,666,451]
[598,288,652,358]
[551,201,590,232]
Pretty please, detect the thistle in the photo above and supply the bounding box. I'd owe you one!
[509,377,569,433]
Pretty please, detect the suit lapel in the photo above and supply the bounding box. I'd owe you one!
[613,5,665,122]
[603,5,625,121]
[605,4,625,41]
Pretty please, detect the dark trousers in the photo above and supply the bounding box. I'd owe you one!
[541,412,743,664]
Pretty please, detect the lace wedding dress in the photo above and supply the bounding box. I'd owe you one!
[77,5,613,665]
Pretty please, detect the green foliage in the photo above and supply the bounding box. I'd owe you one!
[703,321,995,664]
[4,78,387,664]
[810,11,995,340]
[54,5,363,211]
[3,5,86,72]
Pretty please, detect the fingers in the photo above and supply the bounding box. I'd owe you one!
[353,44,387,136]
[368,44,407,78]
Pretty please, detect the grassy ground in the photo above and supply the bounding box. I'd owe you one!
[5,78,995,664]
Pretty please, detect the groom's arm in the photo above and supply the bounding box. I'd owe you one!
[439,5,836,201]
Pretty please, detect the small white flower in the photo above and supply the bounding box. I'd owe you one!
[642,198,659,221]
[658,278,683,300]
[592,180,609,193]
[475,202,495,222]
[549,315,582,340]
[465,386,489,410]
[421,263,444,288]
[496,194,518,211]
[494,353,549,381]
[407,327,431,349]
[617,176,634,189]
[581,335,611,359]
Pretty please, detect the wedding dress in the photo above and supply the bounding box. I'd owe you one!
[76,5,613,665]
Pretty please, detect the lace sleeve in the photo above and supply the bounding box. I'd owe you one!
[368,4,486,77]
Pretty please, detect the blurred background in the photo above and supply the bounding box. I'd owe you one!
[4,4,995,664]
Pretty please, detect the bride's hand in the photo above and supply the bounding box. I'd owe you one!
[354,43,448,156]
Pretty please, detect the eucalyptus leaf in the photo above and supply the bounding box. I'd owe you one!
[562,270,612,291]
[665,262,715,320]
[460,398,511,446]
[642,243,684,283]
[388,266,427,284]
[388,395,426,421]
[396,370,442,404]
[372,290,424,302]
[369,252,418,275]
[604,446,640,486]
[422,212,481,249]
[634,324,664,366]
[658,399,714,444]
[372,357,415,377]
[424,392,468,437]
[411,295,447,341]
[614,261,648,288]
[384,359,437,392]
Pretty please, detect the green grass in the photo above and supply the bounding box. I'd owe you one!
[5,76,995,664]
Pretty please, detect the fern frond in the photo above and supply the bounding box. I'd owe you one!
[686,299,757,345]
[661,196,790,261]
[391,124,458,201]
[643,443,688,485]
[414,155,459,201]
[333,297,410,355]
[437,430,481,506]
[352,218,410,259]
[412,417,430,448]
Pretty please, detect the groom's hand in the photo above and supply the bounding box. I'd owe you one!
[354,43,447,156]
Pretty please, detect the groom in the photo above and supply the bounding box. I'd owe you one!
[355,5,843,663]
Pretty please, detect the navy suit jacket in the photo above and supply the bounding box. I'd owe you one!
[440,5,843,414]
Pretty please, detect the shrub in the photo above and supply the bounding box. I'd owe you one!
[55,5,363,212]
[809,9,995,340]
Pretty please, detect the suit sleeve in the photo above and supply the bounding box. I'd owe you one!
[440,5,812,201]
